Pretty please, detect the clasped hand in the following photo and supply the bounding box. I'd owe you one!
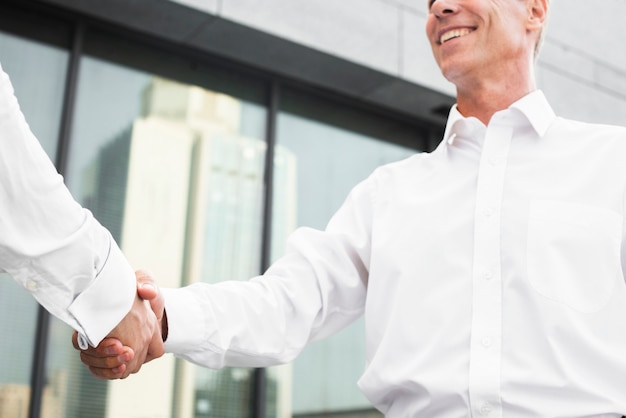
[71,270,165,379]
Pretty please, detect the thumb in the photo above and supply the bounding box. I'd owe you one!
[134,270,165,323]
[137,282,158,301]
[135,270,158,300]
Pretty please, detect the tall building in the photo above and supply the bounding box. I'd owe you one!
[80,77,296,418]
[0,371,66,418]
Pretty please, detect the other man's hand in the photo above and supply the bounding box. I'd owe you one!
[72,270,165,379]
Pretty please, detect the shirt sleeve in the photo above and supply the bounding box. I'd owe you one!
[162,176,375,369]
[0,62,135,347]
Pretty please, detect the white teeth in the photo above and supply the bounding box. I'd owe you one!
[440,28,473,44]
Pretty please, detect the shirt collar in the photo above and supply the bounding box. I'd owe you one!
[509,90,556,137]
[442,105,469,146]
[442,90,556,146]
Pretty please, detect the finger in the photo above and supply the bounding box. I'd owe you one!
[122,361,143,378]
[119,352,146,377]
[80,349,133,369]
[88,364,127,380]
[80,343,134,364]
[73,332,127,356]
[80,338,127,358]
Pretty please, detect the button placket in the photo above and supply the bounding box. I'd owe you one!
[480,402,493,416]
[468,123,513,418]
[481,336,493,348]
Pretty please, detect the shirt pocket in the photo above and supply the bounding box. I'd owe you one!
[526,200,622,313]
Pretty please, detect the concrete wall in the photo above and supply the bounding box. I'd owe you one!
[538,0,626,125]
[169,0,453,95]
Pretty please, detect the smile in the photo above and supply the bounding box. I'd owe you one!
[439,28,474,44]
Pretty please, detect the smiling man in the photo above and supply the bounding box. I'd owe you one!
[78,1,626,416]
[426,0,547,124]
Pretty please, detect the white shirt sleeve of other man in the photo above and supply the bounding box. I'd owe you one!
[0,62,135,349]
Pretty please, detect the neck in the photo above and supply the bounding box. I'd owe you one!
[453,63,536,125]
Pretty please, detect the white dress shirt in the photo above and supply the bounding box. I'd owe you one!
[164,91,626,417]
[0,63,135,348]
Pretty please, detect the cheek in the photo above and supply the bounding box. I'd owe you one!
[425,17,436,43]
[425,20,439,55]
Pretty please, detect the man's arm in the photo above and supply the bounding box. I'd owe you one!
[0,62,162,364]
[76,176,375,378]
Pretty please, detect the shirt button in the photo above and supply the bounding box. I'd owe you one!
[479,402,493,415]
[25,280,38,292]
[481,337,493,348]
[483,207,494,217]
[483,270,494,280]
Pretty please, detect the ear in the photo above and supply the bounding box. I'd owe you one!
[526,0,548,31]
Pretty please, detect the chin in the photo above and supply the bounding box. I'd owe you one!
[439,65,462,84]
[438,58,475,86]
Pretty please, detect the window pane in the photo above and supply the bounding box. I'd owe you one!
[44,32,267,418]
[0,31,67,418]
[0,276,37,418]
[0,31,67,162]
[271,89,424,417]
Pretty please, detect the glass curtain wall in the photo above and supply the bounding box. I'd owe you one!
[271,88,426,417]
[0,27,69,418]
[42,30,269,418]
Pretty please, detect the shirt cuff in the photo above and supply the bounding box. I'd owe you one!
[162,286,210,355]
[68,239,135,347]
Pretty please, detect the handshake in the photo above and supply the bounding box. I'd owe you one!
[71,270,166,379]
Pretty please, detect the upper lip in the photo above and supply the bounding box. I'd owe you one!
[436,26,476,45]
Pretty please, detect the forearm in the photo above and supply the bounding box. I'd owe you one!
[162,180,374,368]
[162,279,318,369]
[163,233,368,369]
[0,62,135,346]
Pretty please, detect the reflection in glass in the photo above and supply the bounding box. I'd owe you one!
[272,94,419,417]
[48,52,267,418]
[0,276,38,418]
[0,31,67,418]
[0,31,67,161]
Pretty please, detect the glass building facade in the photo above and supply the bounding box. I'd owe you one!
[0,2,445,417]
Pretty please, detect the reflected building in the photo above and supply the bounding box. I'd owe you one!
[76,77,297,418]
[0,371,66,418]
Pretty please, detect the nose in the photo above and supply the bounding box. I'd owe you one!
[430,0,459,18]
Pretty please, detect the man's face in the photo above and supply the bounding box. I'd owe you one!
[425,0,533,85]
